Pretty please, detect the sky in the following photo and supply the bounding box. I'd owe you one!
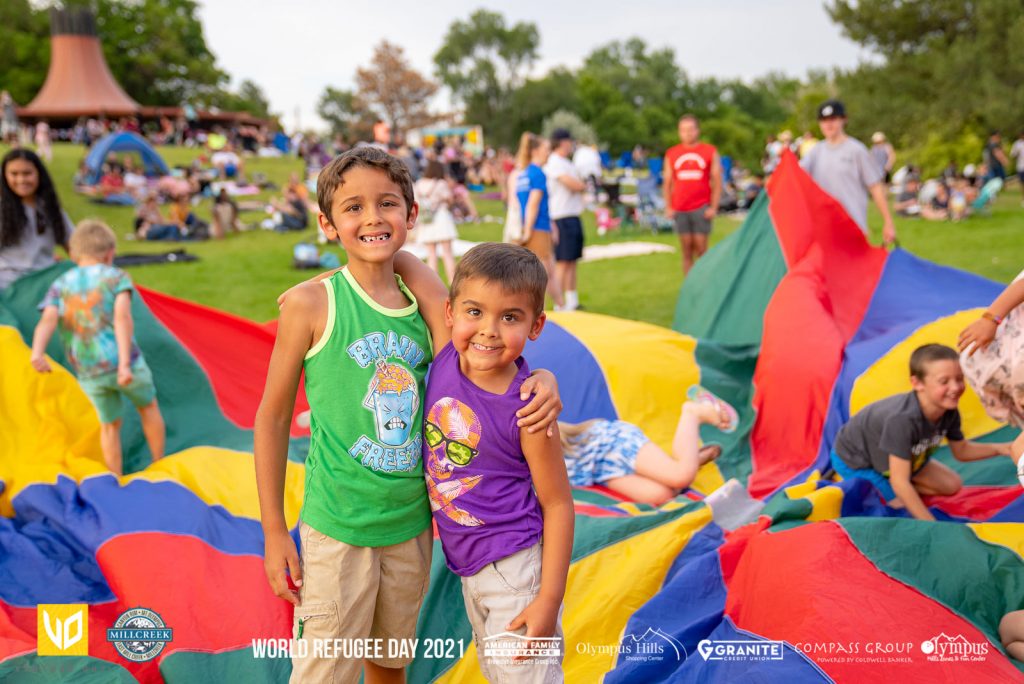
[197,0,873,132]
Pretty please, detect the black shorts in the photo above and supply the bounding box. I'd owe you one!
[554,216,584,262]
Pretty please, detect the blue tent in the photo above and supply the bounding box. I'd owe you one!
[84,132,170,185]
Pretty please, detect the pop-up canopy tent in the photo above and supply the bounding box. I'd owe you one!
[84,131,170,185]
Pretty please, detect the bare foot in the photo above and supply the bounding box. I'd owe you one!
[683,400,720,425]
[685,385,738,433]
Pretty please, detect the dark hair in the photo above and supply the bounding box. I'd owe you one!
[423,160,445,180]
[909,344,959,380]
[316,146,415,224]
[1,148,68,250]
[450,243,547,316]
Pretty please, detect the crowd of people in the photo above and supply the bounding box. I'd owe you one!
[760,107,1022,230]
[3,92,1024,680]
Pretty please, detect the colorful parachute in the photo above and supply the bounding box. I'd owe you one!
[1,151,1022,682]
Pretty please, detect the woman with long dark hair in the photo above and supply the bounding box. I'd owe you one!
[0,148,74,290]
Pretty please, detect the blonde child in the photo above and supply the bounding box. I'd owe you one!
[30,219,165,475]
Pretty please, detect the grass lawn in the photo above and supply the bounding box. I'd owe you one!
[7,142,1024,328]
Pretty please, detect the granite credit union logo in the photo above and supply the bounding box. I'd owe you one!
[38,604,89,656]
[107,607,173,662]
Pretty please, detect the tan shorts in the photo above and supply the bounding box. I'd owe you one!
[524,229,553,261]
[461,543,564,683]
[289,521,432,684]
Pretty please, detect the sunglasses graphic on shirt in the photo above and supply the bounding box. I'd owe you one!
[424,421,479,466]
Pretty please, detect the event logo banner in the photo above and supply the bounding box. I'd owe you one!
[37,604,89,656]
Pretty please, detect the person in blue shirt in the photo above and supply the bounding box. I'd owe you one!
[514,132,564,309]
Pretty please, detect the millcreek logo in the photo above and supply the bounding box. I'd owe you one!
[37,604,89,656]
[107,607,173,662]
[920,633,989,662]
[698,638,785,661]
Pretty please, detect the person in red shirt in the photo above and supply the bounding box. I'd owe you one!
[663,115,722,274]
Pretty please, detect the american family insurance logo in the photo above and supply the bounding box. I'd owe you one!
[697,638,785,661]
[482,632,562,663]
[921,633,989,662]
[37,604,89,656]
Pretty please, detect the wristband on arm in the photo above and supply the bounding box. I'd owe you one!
[981,311,1004,325]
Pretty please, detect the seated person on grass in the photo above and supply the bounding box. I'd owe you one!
[168,193,207,237]
[830,344,1016,521]
[894,177,921,216]
[921,182,949,221]
[271,186,309,231]
[135,194,183,241]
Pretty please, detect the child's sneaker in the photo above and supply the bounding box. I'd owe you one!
[687,385,739,433]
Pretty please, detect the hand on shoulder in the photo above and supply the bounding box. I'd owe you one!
[278,279,328,313]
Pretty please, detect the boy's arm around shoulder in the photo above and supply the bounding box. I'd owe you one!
[255,281,325,607]
[508,424,574,640]
[276,267,344,308]
[393,250,450,352]
[518,368,563,436]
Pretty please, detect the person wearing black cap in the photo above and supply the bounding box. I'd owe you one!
[545,128,586,311]
[801,99,896,245]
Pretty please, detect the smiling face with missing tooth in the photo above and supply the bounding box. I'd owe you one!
[317,165,418,264]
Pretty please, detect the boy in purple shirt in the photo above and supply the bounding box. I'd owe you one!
[424,243,573,682]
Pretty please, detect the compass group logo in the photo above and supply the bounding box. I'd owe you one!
[37,604,89,656]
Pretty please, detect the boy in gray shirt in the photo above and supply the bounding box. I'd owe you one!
[801,100,897,245]
[831,344,1015,520]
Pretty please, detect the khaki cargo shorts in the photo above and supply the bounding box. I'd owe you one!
[289,521,432,683]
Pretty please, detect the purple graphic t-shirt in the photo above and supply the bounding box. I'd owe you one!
[423,342,543,576]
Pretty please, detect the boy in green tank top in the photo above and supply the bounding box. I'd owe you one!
[255,147,562,684]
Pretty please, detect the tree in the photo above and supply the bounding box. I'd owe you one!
[827,0,1024,150]
[216,79,272,119]
[316,86,375,142]
[541,110,597,145]
[51,0,229,106]
[434,9,539,145]
[576,38,695,154]
[578,38,684,113]
[0,1,50,104]
[507,68,580,141]
[355,40,438,136]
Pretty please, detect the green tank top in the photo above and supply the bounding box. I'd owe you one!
[301,267,433,546]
